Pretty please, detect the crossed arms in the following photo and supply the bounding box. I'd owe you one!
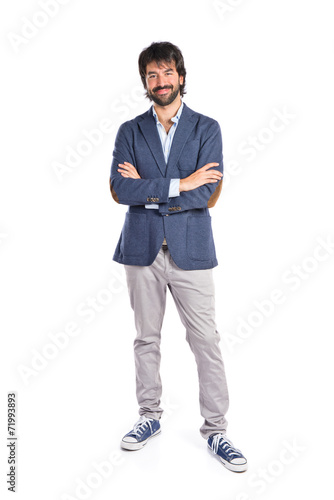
[110,120,224,213]
[118,161,222,192]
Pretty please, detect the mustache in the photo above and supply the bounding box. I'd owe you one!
[153,85,173,93]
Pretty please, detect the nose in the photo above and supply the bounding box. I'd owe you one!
[156,73,168,88]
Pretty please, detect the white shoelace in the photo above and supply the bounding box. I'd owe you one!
[131,417,154,438]
[211,433,242,458]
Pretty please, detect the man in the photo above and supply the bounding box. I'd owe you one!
[109,41,247,473]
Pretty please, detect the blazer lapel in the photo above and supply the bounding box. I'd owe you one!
[138,108,167,176]
[166,103,197,173]
[137,103,198,177]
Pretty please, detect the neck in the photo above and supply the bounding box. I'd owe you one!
[153,96,182,124]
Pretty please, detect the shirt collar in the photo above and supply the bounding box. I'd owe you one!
[152,99,184,125]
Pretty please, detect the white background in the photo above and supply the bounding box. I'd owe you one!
[1,0,334,499]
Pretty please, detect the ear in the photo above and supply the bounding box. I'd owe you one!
[180,75,184,86]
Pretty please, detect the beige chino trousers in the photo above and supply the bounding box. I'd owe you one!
[124,246,229,439]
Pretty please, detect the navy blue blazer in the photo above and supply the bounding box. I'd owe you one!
[109,102,223,270]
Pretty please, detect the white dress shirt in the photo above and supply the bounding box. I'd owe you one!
[145,100,184,209]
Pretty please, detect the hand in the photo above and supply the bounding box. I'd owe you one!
[117,162,141,179]
[179,163,222,192]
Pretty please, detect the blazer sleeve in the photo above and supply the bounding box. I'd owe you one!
[109,123,171,206]
[158,120,224,214]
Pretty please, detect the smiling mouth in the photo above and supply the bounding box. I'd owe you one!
[156,88,171,95]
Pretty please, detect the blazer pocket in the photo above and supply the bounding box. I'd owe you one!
[120,213,147,256]
[186,216,215,261]
[177,139,200,171]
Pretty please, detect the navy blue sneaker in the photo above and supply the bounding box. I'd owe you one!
[208,433,247,472]
[121,416,161,451]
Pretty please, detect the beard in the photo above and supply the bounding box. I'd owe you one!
[148,80,181,107]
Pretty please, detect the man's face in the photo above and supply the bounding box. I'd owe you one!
[145,60,184,107]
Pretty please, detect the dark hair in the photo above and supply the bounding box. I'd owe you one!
[138,41,187,99]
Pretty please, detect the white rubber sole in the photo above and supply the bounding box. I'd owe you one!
[208,445,248,473]
[121,428,161,451]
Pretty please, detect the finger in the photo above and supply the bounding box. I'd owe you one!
[206,178,222,183]
[201,170,223,179]
[119,169,140,179]
[118,166,135,174]
[206,177,222,183]
[207,169,223,176]
[199,163,220,171]
[118,163,134,170]
[120,172,135,178]
[118,169,136,177]
[120,165,137,174]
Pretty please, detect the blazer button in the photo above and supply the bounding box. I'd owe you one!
[156,198,159,202]
[177,206,181,210]
[168,207,173,212]
[147,197,151,202]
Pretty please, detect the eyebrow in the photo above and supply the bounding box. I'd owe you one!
[147,67,175,75]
